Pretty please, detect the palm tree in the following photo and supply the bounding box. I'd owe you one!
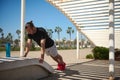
[1,32,4,39]
[66,27,74,47]
[79,25,85,48]
[0,28,3,38]
[46,29,53,38]
[16,29,21,41]
[0,28,3,33]
[55,26,62,47]
[62,37,66,47]
[6,33,13,43]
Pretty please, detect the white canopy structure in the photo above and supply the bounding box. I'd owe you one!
[47,0,120,49]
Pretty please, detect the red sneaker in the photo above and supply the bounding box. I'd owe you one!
[57,64,62,70]
[61,63,66,70]
[57,63,66,70]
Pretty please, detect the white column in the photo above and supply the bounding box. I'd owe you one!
[20,0,25,57]
[109,0,115,79]
[76,30,79,59]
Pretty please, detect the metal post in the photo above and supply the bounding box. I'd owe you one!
[6,43,11,57]
[76,30,79,59]
[20,0,25,57]
[109,0,115,80]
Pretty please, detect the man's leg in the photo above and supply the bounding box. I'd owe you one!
[50,54,66,70]
[48,44,66,70]
[50,55,59,63]
[50,54,64,64]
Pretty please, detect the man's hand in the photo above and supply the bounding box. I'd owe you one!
[22,52,27,57]
[39,52,45,63]
[23,39,31,57]
[39,58,44,63]
[39,39,45,63]
[23,54,26,57]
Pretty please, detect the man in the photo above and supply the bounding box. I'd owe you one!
[23,21,66,70]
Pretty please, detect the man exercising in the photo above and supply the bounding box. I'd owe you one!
[23,21,66,70]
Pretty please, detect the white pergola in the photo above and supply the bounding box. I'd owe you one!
[20,0,119,79]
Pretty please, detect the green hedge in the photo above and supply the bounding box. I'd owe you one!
[0,47,6,51]
[92,46,109,60]
[86,54,94,59]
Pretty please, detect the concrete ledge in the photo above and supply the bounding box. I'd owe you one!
[0,57,54,80]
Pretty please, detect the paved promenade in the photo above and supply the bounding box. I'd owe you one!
[41,60,120,80]
[0,48,120,80]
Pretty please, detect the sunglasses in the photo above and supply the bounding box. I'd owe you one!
[25,26,28,29]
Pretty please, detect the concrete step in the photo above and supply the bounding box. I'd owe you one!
[0,57,54,80]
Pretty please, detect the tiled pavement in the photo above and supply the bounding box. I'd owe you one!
[40,60,120,80]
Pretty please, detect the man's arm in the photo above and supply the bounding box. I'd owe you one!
[39,39,46,63]
[24,39,32,57]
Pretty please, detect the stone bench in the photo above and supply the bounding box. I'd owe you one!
[0,57,54,80]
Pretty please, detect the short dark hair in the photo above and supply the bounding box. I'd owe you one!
[25,21,34,29]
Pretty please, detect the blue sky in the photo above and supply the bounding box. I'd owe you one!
[0,0,76,41]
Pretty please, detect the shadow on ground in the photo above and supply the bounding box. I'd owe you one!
[39,60,120,80]
[40,68,80,80]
